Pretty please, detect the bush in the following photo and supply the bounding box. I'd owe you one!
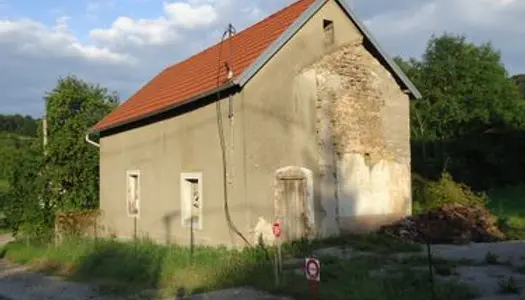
[412,172,488,213]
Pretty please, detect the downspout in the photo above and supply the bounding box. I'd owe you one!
[85,131,100,148]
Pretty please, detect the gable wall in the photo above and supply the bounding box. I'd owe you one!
[241,0,411,241]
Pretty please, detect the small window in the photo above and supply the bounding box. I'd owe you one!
[323,19,334,46]
[180,173,203,230]
[126,170,140,218]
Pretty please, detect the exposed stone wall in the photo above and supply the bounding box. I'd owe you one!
[304,38,412,234]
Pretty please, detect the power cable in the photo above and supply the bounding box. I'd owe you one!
[215,23,252,247]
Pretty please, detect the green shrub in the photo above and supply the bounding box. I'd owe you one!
[412,172,488,213]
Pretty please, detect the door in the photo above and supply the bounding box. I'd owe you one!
[278,178,308,241]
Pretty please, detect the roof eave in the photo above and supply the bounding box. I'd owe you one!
[91,81,238,134]
[236,0,422,100]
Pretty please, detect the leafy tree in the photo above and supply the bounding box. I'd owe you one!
[3,75,118,236]
[512,74,525,99]
[403,34,525,189]
[43,75,118,211]
[0,114,38,136]
[3,140,45,235]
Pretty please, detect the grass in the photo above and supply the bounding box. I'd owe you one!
[0,179,8,193]
[0,234,477,300]
[498,276,521,294]
[487,184,525,239]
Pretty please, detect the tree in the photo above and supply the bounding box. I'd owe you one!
[3,75,118,237]
[402,34,525,189]
[3,140,46,235]
[512,74,525,99]
[43,75,118,211]
[0,114,38,136]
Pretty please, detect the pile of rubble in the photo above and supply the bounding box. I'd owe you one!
[380,204,506,244]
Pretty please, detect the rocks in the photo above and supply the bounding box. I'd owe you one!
[380,204,506,244]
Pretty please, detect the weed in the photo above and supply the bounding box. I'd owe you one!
[1,235,476,300]
[484,251,499,264]
[498,276,521,294]
[488,185,525,240]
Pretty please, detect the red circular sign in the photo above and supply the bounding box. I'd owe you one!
[306,259,320,278]
[272,221,282,238]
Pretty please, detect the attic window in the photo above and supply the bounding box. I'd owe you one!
[323,19,334,46]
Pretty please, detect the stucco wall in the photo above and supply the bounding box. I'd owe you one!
[242,0,411,241]
[99,93,250,247]
[98,0,412,246]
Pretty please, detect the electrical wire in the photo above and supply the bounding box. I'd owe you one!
[215,23,252,247]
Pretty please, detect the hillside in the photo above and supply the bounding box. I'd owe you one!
[0,114,39,190]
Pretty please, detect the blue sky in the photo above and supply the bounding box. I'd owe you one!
[1,0,524,117]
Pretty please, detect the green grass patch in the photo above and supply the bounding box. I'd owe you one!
[488,184,525,240]
[0,235,477,300]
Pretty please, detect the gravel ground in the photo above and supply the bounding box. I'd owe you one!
[316,241,525,300]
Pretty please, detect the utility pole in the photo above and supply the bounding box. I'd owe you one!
[42,117,48,153]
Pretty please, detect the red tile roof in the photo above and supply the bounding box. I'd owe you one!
[93,0,317,132]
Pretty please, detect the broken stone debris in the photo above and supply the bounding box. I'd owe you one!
[380,204,506,244]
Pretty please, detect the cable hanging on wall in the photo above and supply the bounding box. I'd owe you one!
[215,22,252,247]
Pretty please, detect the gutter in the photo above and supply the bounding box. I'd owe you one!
[85,131,100,148]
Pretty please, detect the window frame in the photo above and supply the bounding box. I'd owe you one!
[323,19,335,47]
[180,172,204,230]
[126,170,141,218]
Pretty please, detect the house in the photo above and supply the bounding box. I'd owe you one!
[88,0,421,248]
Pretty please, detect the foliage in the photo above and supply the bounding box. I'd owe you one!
[399,34,525,189]
[42,75,118,212]
[2,140,47,238]
[2,75,117,238]
[0,114,38,137]
[487,185,525,239]
[412,172,488,213]
[511,74,525,99]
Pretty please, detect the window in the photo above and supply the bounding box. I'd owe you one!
[180,173,203,230]
[126,170,140,218]
[323,19,334,46]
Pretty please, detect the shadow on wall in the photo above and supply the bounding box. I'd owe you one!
[162,211,180,245]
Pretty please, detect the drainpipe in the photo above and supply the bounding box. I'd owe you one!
[85,131,100,148]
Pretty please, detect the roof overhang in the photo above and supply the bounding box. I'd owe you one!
[90,81,238,134]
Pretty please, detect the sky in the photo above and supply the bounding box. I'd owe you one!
[0,0,524,117]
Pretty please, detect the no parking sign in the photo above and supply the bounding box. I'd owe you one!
[305,257,320,282]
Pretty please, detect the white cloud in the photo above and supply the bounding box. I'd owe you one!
[89,1,219,47]
[360,0,525,74]
[0,0,524,116]
[0,17,131,63]
[163,2,218,29]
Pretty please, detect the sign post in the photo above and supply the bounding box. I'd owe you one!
[272,219,283,287]
[305,258,320,300]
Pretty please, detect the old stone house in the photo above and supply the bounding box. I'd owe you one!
[88,0,421,247]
